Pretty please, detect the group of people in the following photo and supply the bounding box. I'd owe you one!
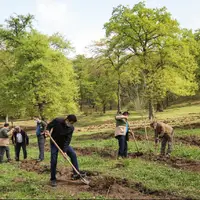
[114,111,174,158]
[0,112,174,188]
[0,124,29,162]
[0,115,85,187]
[0,117,47,163]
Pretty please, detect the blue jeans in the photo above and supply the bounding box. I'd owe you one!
[37,135,45,160]
[116,135,128,158]
[50,142,79,180]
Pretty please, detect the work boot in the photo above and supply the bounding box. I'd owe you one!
[51,180,57,187]
[71,171,86,180]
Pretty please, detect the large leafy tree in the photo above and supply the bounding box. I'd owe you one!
[0,14,78,120]
[104,2,198,119]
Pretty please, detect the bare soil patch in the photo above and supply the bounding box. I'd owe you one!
[78,131,147,141]
[140,153,200,173]
[75,147,200,173]
[19,159,180,199]
[177,135,200,146]
[75,147,117,158]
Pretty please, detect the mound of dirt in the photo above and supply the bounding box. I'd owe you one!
[79,131,114,140]
[88,176,179,199]
[140,153,200,173]
[20,159,50,174]
[19,159,186,199]
[177,136,200,146]
[75,147,116,158]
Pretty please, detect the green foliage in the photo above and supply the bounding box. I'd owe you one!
[0,15,78,119]
[103,2,198,118]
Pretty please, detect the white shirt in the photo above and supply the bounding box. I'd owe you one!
[16,132,23,143]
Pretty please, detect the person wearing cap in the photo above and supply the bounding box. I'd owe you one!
[34,117,47,162]
[45,114,85,187]
[0,123,14,163]
[114,111,133,158]
[150,121,174,157]
[12,126,29,161]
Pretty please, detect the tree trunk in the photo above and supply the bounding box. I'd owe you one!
[80,88,83,112]
[109,102,112,110]
[148,100,154,120]
[5,114,9,123]
[156,102,163,112]
[38,103,45,120]
[117,79,121,113]
[102,104,106,113]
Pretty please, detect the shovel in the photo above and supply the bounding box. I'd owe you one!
[47,133,90,185]
[131,132,143,156]
[132,133,139,152]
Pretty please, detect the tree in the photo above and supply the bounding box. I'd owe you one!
[92,39,131,113]
[104,2,198,119]
[0,15,78,119]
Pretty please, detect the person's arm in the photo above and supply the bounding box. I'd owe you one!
[159,126,165,138]
[115,115,128,120]
[41,120,47,132]
[154,128,159,144]
[11,132,15,144]
[63,126,74,152]
[24,131,29,145]
[45,119,56,136]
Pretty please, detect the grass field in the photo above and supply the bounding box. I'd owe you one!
[1,102,200,199]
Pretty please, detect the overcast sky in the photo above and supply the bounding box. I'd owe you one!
[1,0,200,56]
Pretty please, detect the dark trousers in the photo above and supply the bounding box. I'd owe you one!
[161,136,173,155]
[37,135,45,160]
[15,143,27,160]
[50,142,79,181]
[0,146,6,163]
[5,146,11,160]
[116,135,128,158]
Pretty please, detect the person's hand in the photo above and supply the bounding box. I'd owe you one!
[10,128,15,132]
[44,130,50,137]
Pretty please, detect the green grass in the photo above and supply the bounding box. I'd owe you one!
[77,155,200,199]
[1,101,200,199]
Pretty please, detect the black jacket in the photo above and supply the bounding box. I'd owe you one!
[47,118,74,150]
[12,130,29,145]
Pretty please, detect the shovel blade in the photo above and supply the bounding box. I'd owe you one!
[81,177,90,185]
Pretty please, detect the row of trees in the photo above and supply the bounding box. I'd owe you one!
[1,2,200,120]
[73,2,200,119]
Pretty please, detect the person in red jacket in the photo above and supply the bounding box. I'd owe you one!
[12,126,29,161]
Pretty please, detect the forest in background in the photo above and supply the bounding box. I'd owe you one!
[1,2,200,120]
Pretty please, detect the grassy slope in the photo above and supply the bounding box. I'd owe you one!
[1,102,200,199]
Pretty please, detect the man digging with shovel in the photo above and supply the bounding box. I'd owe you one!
[45,114,87,187]
[150,121,174,158]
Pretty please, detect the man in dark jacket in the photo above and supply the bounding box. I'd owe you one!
[12,126,29,161]
[45,114,85,187]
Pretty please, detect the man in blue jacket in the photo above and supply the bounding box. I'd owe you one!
[45,114,85,187]
[34,117,47,162]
